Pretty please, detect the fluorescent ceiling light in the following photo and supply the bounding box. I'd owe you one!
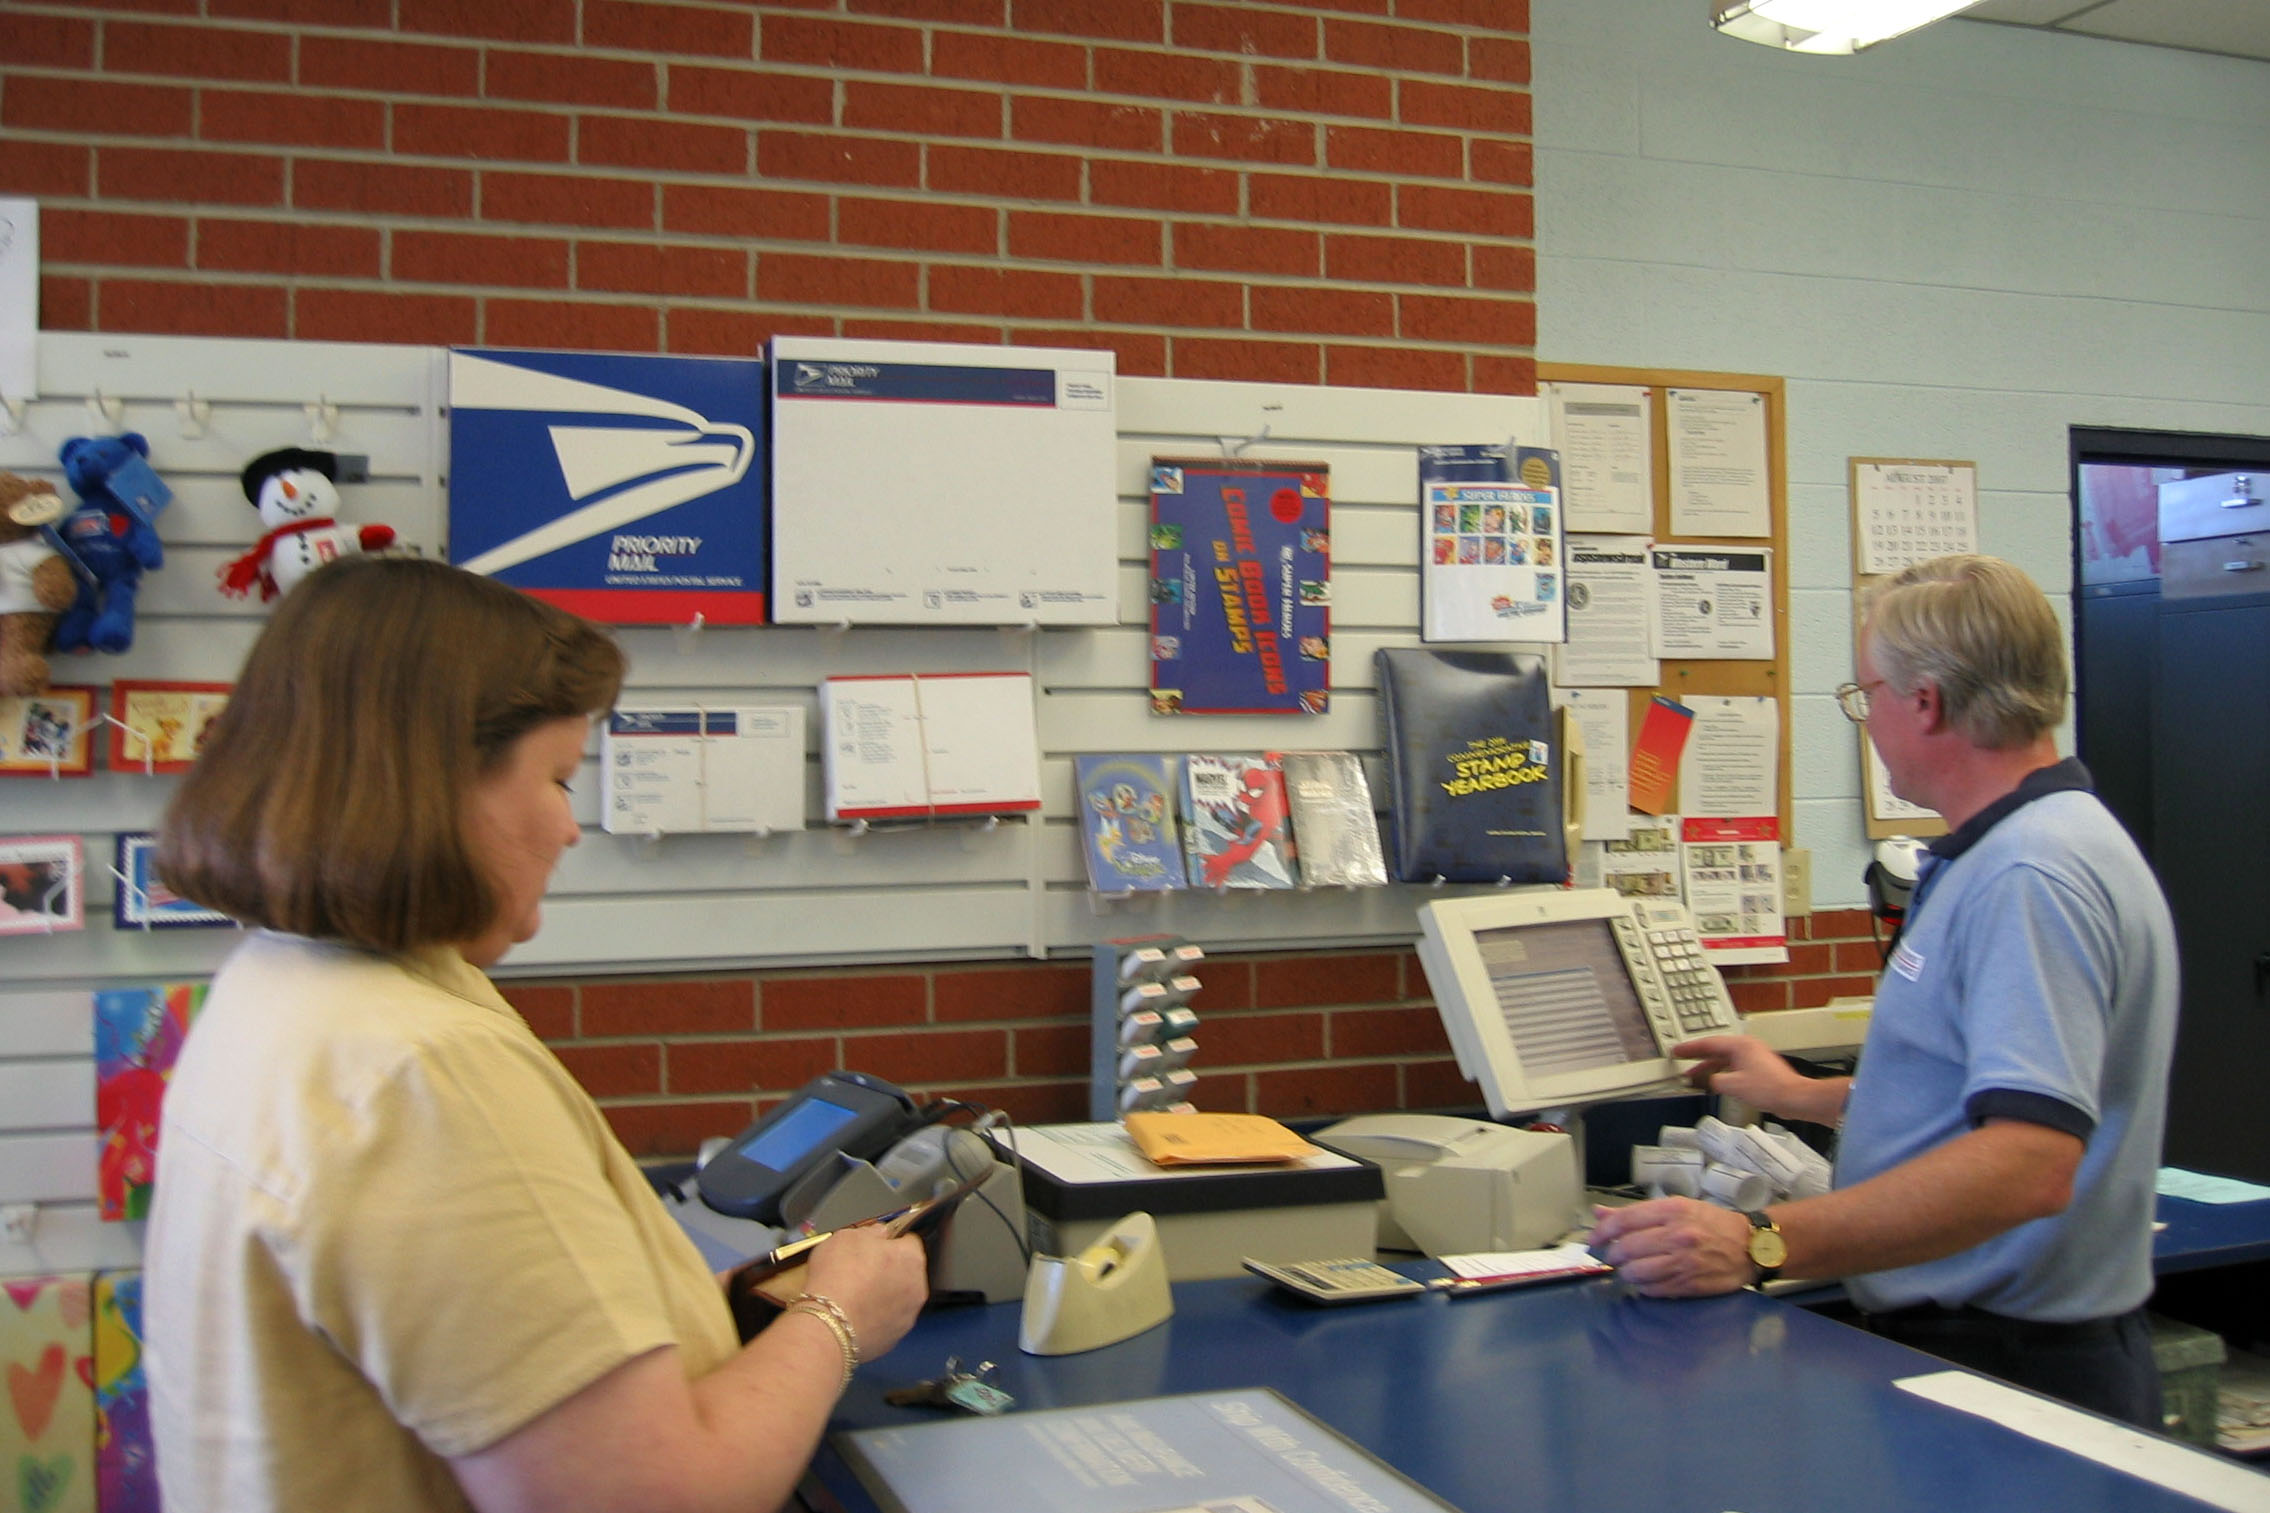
[1711,0,1978,54]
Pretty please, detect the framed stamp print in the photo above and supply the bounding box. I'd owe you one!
[0,686,97,776]
[108,680,232,774]
[0,834,85,934]
[113,833,233,930]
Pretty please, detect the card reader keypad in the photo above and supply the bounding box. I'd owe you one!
[1616,904,1739,1047]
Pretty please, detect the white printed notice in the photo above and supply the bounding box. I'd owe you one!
[1680,815,1786,964]
[1599,813,1681,903]
[1553,535,1658,687]
[1650,547,1773,660]
[1666,388,1769,538]
[1548,381,1652,533]
[1853,459,1978,575]
[1677,695,1777,819]
[0,198,35,403]
[1558,688,1631,841]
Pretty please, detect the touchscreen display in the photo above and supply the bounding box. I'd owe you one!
[736,1096,861,1172]
[1474,916,1658,1073]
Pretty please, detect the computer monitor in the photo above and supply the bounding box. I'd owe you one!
[1416,887,1734,1117]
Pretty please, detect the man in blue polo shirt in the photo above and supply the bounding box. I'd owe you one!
[1588,553,2177,1428]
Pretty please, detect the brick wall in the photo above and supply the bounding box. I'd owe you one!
[0,0,1536,393]
[506,911,1884,1159]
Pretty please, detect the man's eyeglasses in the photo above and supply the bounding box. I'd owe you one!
[1835,680,1888,724]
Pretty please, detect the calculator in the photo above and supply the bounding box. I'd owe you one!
[1242,1256,1426,1305]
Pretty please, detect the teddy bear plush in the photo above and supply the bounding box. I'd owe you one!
[219,447,398,603]
[0,472,78,695]
[54,432,170,655]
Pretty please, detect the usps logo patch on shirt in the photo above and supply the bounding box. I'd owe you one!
[1891,941,1926,981]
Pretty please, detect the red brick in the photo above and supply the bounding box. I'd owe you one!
[839,197,998,256]
[1810,909,1875,942]
[495,294,663,349]
[554,1043,662,1098]
[1255,951,1402,1007]
[667,65,832,124]
[760,15,924,71]
[1401,80,1529,135]
[1012,1022,1088,1077]
[297,157,469,217]
[101,146,285,206]
[106,21,289,82]
[1251,173,1391,228]
[1783,942,1836,975]
[41,276,91,330]
[1092,274,1242,328]
[0,12,94,68]
[762,971,927,1031]
[1793,975,1878,1010]
[99,277,286,337]
[300,36,479,97]
[1835,941,1889,974]
[1404,1057,1478,1111]
[199,217,380,277]
[1327,124,1461,179]
[578,240,749,298]
[1255,1063,1398,1119]
[663,182,829,239]
[934,963,1087,1022]
[852,1027,1008,1085]
[931,31,1085,89]
[1469,36,1533,87]
[846,80,1003,140]
[1400,291,1533,346]
[293,286,477,344]
[1173,222,1318,277]
[398,0,575,45]
[1092,49,1241,105]
[395,103,570,163]
[0,140,90,198]
[1008,209,1159,266]
[1173,112,1315,167]
[759,250,920,308]
[482,170,654,229]
[396,228,568,287]
[38,0,194,13]
[1324,18,1463,76]
[487,50,658,110]
[1177,3,1316,56]
[583,114,748,174]
[1471,139,1533,187]
[667,1036,839,1095]
[1089,159,1236,215]
[499,983,575,1039]
[844,316,1001,343]
[1397,183,1531,238]
[601,1099,747,1159]
[758,130,922,189]
[1012,96,1162,154]
[1189,1074,1253,1113]
[1472,353,1535,394]
[1068,327,1164,374]
[1253,64,1393,119]
[202,89,385,150]
[1252,285,1392,338]
[1010,0,1162,43]
[213,0,389,20]
[928,144,1082,202]
[582,978,755,1036]
[850,0,1005,21]
[1325,232,1462,287]
[1329,1005,1451,1059]
[943,1079,1086,1127]
[928,264,1081,319]
[587,0,753,57]
[40,210,187,270]
[1174,333,1320,383]
[1727,979,1793,1015]
[1398,0,1528,29]
[3,76,192,139]
[1184,958,1253,1010]
[665,305,829,355]
[1472,244,1534,291]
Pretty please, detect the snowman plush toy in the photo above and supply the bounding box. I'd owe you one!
[219,447,397,603]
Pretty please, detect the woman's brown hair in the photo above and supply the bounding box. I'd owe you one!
[158,555,625,952]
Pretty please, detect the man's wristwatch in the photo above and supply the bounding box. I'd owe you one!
[1744,1210,1787,1284]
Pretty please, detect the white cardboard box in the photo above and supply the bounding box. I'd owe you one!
[820,672,1040,822]
[603,705,805,835]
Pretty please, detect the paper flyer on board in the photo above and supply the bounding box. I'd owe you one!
[1666,387,1770,537]
[1650,547,1773,659]
[1677,695,1777,818]
[1598,813,1681,902]
[1547,382,1652,533]
[1552,535,1658,686]
[1680,815,1787,963]
[0,198,34,402]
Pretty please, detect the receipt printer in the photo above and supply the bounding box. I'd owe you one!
[1313,1114,1582,1257]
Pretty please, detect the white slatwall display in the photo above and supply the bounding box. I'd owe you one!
[0,332,1539,1272]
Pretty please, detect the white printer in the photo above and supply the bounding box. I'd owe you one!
[1314,1113,1583,1256]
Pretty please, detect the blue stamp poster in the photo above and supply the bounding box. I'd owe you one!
[448,348,767,624]
[1148,458,1330,715]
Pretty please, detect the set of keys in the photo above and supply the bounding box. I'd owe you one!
[882,1357,1014,1416]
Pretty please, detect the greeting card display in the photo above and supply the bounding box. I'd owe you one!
[95,983,206,1220]
[107,680,230,773]
[0,834,83,934]
[0,1274,96,1513]
[1182,753,1298,889]
[95,1270,158,1513]
[1149,459,1330,715]
[112,833,233,929]
[0,686,96,776]
[1074,754,1185,893]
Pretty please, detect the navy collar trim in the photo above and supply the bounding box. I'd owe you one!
[1924,757,2094,865]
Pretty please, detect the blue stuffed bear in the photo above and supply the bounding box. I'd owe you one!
[54,432,170,655]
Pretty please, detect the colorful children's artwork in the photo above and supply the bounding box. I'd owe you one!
[0,687,96,776]
[1182,753,1298,889]
[1149,459,1331,715]
[94,1270,157,1513]
[0,1273,97,1513]
[1073,754,1184,893]
[95,983,206,1221]
[112,834,233,930]
[106,680,231,774]
[0,834,84,936]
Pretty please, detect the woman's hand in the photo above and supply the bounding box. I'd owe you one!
[804,1224,929,1360]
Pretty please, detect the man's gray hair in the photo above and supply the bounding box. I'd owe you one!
[1863,554,2067,749]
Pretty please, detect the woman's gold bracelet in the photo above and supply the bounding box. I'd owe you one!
[787,1292,860,1389]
